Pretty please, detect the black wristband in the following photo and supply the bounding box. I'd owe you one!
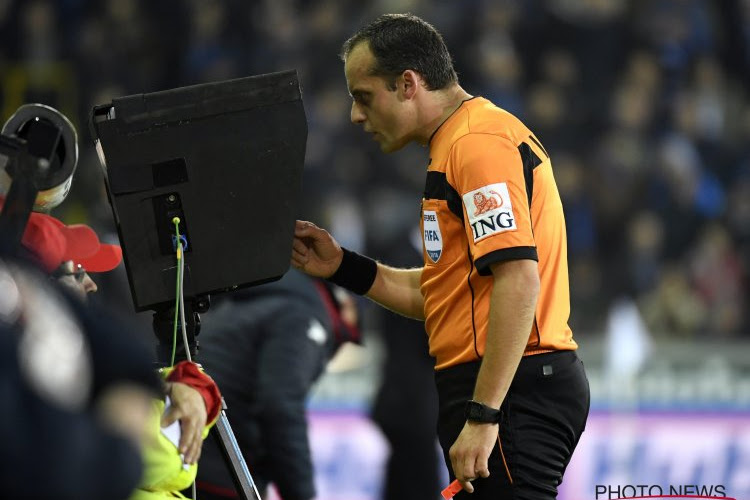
[464,400,502,423]
[327,247,377,295]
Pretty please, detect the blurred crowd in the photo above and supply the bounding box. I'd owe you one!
[1,0,748,338]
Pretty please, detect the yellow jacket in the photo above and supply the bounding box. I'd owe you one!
[130,363,220,499]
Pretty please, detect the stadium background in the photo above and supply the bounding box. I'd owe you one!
[1,1,748,498]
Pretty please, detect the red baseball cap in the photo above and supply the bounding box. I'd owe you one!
[20,211,122,273]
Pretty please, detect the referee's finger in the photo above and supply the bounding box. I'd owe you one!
[458,478,475,494]
[457,456,478,491]
[291,248,307,267]
[476,459,490,478]
[292,238,308,255]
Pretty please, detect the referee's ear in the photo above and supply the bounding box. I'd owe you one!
[400,69,421,100]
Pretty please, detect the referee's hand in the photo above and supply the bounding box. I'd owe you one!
[291,220,343,278]
[449,421,497,493]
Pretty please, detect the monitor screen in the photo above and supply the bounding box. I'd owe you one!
[90,70,307,311]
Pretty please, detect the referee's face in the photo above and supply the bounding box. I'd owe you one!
[345,42,416,153]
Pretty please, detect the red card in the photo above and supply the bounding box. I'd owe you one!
[441,479,463,499]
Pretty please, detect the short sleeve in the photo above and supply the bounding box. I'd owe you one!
[447,134,537,275]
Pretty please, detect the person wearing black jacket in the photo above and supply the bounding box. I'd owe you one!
[195,269,360,500]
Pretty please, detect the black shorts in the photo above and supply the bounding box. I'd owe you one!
[435,350,590,500]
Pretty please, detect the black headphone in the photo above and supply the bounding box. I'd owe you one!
[1,103,78,212]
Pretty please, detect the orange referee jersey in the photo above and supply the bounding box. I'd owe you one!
[420,97,577,370]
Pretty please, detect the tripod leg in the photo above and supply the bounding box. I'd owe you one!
[211,408,262,500]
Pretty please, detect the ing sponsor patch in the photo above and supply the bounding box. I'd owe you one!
[462,183,517,242]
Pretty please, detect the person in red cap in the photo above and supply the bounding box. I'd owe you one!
[19,210,123,299]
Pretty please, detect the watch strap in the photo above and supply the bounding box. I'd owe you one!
[464,400,502,423]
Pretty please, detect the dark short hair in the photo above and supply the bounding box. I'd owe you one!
[340,13,457,91]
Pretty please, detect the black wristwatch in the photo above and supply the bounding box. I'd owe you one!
[464,400,502,423]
